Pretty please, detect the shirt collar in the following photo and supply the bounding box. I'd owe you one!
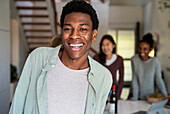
[46,45,98,96]
[46,45,96,76]
[46,45,61,65]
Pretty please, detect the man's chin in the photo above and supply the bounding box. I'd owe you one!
[69,55,82,60]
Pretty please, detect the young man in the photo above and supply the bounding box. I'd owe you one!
[9,1,112,114]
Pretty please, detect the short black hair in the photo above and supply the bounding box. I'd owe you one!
[140,33,154,48]
[60,0,99,30]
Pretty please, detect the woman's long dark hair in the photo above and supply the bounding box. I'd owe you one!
[99,34,116,64]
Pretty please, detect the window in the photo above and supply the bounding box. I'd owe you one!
[149,49,155,57]
[107,29,135,82]
[108,29,136,99]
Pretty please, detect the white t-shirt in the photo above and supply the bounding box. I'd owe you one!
[47,57,89,114]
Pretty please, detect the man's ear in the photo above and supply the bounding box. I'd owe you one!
[92,29,98,42]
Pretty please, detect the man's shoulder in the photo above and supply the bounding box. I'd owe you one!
[30,46,60,57]
[30,47,53,55]
[28,46,60,63]
[91,57,108,71]
[90,57,112,79]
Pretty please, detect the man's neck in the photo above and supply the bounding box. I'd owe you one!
[59,50,89,70]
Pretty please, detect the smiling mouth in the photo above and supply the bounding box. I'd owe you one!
[68,43,84,50]
[140,53,145,56]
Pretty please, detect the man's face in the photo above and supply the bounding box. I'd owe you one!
[62,12,97,59]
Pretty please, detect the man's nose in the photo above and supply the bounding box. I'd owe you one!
[70,29,80,39]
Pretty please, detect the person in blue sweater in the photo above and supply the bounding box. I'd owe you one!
[131,33,168,100]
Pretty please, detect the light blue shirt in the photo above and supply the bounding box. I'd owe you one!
[9,45,112,114]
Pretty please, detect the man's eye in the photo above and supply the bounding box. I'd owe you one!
[64,28,72,31]
[80,28,87,31]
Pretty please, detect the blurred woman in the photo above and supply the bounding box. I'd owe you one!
[93,34,124,99]
[131,33,168,100]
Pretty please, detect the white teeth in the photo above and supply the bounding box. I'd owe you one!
[141,53,145,56]
[70,44,83,46]
[70,44,83,48]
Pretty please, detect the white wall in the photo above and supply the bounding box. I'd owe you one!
[109,6,143,41]
[109,6,143,38]
[109,6,143,25]
[11,19,20,73]
[0,0,10,113]
[143,1,153,34]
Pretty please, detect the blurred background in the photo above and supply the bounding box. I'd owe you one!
[0,0,170,113]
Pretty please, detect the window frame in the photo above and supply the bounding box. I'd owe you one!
[108,28,136,86]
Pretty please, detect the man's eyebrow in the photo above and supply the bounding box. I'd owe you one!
[64,24,71,26]
[63,23,90,26]
[80,23,90,26]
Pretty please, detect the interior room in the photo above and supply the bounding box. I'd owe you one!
[0,0,170,113]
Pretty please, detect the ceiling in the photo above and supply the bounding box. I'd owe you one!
[56,0,151,6]
[109,0,151,6]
